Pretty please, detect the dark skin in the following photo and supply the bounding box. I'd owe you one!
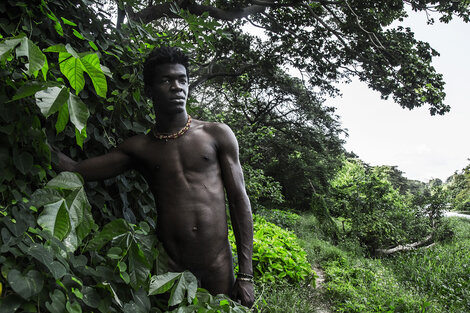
[55,63,254,307]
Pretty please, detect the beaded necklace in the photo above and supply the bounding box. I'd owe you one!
[153,115,192,141]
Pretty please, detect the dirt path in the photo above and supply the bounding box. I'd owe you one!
[312,267,332,313]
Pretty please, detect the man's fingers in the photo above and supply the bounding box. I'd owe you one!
[235,281,254,308]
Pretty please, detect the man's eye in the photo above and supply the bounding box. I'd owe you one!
[179,79,187,84]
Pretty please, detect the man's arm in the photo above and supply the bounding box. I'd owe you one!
[213,123,254,307]
[52,141,135,182]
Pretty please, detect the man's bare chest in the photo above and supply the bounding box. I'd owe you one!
[133,133,220,178]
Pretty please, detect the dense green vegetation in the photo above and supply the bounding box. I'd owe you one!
[1,0,470,312]
[256,212,470,313]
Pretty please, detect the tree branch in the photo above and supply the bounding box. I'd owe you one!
[189,64,256,90]
[375,234,433,256]
[127,1,273,24]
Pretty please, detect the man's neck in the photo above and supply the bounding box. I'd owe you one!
[154,111,189,134]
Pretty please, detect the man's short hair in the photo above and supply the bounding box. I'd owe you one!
[143,46,190,96]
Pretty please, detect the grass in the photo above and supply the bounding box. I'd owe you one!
[255,213,470,313]
[384,217,470,312]
[253,281,320,312]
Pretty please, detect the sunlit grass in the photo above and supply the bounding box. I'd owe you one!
[384,217,470,312]
[257,214,470,313]
[254,281,320,312]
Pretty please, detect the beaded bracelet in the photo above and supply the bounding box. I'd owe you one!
[237,276,254,283]
[237,272,254,282]
[237,272,254,279]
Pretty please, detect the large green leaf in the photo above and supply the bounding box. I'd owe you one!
[45,289,66,313]
[134,233,156,267]
[80,53,107,98]
[132,289,151,313]
[61,186,90,252]
[23,244,67,279]
[75,203,95,242]
[31,188,63,207]
[37,199,70,240]
[148,272,181,295]
[13,151,33,175]
[59,52,85,94]
[75,125,87,149]
[41,57,49,80]
[65,188,87,228]
[47,171,84,190]
[35,86,70,118]
[44,44,67,53]
[55,102,69,133]
[7,269,44,300]
[82,287,100,308]
[67,93,89,132]
[128,242,151,289]
[11,81,60,101]
[38,172,92,250]
[16,37,47,77]
[66,301,82,313]
[168,271,198,306]
[86,219,129,251]
[63,227,79,253]
[0,36,23,59]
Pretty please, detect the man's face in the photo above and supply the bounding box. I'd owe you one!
[150,63,189,115]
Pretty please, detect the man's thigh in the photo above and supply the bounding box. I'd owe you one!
[197,259,235,295]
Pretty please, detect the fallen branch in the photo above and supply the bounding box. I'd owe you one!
[376,234,433,256]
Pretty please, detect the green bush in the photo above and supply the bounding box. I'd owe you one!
[385,218,470,312]
[0,173,249,312]
[255,208,300,230]
[329,158,429,252]
[230,215,315,284]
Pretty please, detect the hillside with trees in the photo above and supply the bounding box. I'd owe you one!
[1,0,469,312]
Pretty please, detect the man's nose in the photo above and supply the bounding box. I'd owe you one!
[170,80,183,91]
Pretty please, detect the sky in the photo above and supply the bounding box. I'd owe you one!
[325,11,470,183]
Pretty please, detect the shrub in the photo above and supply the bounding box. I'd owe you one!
[255,208,300,229]
[0,173,249,312]
[329,158,429,252]
[230,215,315,284]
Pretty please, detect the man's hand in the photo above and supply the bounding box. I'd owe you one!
[231,279,254,308]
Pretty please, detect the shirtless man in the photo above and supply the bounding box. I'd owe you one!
[55,47,254,307]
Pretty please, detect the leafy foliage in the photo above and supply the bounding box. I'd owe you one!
[384,218,470,313]
[0,172,249,312]
[446,162,470,212]
[329,158,429,252]
[230,216,315,284]
[255,208,300,230]
[324,257,431,313]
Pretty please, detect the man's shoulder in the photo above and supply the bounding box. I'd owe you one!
[193,119,233,135]
[118,134,151,152]
[192,119,237,149]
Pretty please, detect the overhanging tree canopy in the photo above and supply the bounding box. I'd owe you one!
[120,0,469,115]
